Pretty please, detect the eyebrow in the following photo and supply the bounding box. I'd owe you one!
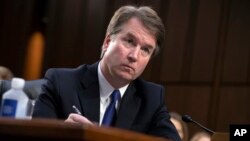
[126,32,154,50]
[126,32,136,40]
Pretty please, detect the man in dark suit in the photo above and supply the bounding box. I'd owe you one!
[33,5,181,141]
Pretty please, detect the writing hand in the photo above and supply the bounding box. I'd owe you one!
[64,113,94,126]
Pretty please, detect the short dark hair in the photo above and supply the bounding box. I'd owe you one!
[101,5,165,58]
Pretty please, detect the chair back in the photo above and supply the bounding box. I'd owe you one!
[0,79,45,101]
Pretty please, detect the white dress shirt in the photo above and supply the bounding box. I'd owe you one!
[97,63,129,125]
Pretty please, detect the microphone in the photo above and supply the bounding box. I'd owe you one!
[182,114,215,134]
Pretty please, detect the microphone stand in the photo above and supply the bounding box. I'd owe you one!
[182,114,215,134]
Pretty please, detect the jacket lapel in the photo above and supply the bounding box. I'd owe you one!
[77,62,100,123]
[116,83,141,129]
[76,62,141,127]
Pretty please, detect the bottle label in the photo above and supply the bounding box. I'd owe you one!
[1,99,17,117]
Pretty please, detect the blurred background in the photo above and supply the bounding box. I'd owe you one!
[0,0,249,140]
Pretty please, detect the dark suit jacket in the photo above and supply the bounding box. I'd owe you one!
[33,62,181,141]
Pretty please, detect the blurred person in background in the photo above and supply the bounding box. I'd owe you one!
[170,112,189,141]
[0,66,13,80]
[190,131,211,141]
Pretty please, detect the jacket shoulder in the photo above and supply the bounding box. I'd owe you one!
[134,78,164,92]
[133,78,165,100]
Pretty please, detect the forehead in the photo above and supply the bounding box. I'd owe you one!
[119,18,156,47]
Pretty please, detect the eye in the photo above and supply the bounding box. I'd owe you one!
[142,48,149,53]
[142,47,150,53]
[141,47,152,56]
[123,37,136,47]
[127,38,134,45]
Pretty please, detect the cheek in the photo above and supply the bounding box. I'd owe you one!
[105,45,126,65]
[106,41,122,54]
[110,46,127,59]
[137,60,149,73]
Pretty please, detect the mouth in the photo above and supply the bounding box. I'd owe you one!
[121,64,135,72]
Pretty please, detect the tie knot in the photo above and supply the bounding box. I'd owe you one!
[111,89,121,102]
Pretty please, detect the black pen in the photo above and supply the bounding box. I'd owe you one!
[72,105,82,115]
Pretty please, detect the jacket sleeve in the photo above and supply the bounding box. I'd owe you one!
[32,69,61,118]
[147,86,181,141]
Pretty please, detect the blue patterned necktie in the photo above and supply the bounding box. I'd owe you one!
[102,90,121,126]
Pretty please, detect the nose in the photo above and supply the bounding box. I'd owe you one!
[128,47,140,62]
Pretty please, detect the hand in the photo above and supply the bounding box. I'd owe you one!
[65,113,94,126]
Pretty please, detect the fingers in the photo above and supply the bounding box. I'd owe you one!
[65,113,94,126]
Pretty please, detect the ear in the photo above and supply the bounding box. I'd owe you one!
[103,34,111,51]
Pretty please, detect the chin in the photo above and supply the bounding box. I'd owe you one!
[116,73,135,82]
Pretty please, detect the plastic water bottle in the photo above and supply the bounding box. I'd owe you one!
[1,77,29,119]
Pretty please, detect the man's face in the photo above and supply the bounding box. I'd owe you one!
[101,17,156,85]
